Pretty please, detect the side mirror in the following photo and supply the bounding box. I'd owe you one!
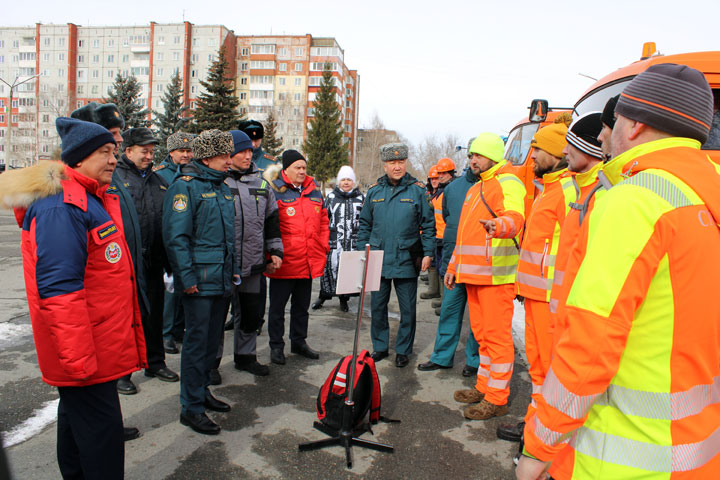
[529,99,549,123]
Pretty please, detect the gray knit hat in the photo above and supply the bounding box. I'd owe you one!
[615,63,713,144]
[192,129,233,160]
[380,143,408,161]
[167,132,196,152]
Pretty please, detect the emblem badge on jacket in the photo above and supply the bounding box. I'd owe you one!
[105,242,122,263]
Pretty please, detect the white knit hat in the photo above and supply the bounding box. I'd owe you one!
[336,165,357,185]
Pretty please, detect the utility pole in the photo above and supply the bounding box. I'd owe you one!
[0,73,42,168]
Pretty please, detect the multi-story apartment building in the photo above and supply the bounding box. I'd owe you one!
[235,35,359,163]
[0,23,358,168]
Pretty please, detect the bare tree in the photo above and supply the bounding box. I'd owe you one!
[410,133,465,179]
[355,112,402,188]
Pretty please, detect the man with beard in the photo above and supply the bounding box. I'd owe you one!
[113,128,179,391]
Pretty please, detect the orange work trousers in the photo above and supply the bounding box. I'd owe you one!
[465,283,515,406]
[523,297,552,422]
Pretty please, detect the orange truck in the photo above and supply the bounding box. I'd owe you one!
[505,43,720,213]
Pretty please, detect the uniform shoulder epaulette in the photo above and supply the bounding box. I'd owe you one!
[414,181,426,189]
[179,175,193,182]
[367,183,378,190]
[264,153,275,160]
[153,164,166,171]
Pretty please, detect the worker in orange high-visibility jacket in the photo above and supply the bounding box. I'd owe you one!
[421,165,443,300]
[445,132,526,421]
[549,107,615,348]
[517,64,720,480]
[496,116,575,443]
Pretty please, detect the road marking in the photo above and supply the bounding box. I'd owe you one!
[2,398,59,447]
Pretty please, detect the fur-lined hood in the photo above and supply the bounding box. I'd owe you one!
[262,163,320,194]
[0,161,67,210]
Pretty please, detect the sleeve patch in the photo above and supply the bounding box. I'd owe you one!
[173,194,188,212]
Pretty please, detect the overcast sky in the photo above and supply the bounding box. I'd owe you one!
[5,0,719,145]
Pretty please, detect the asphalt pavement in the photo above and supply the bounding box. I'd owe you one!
[0,208,530,479]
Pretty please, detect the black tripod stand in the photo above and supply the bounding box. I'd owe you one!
[298,245,394,468]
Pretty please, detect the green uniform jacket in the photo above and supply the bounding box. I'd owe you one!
[162,160,237,297]
[252,147,280,172]
[153,156,180,185]
[356,173,436,279]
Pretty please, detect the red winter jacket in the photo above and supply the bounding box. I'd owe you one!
[263,165,329,279]
[2,162,147,387]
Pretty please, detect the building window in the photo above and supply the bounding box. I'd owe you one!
[58,38,65,47]
[311,62,338,71]
[43,38,50,47]
[279,63,287,72]
[78,55,85,63]
[105,54,114,63]
[279,77,286,86]
[190,85,196,94]
[240,107,248,114]
[41,129,49,137]
[278,92,286,101]
[76,101,83,108]
[58,53,65,62]
[240,77,247,85]
[0,55,3,63]
[295,48,304,57]
[208,38,216,47]
[122,54,129,63]
[294,78,302,86]
[158,36,165,45]
[173,36,180,44]
[108,39,114,47]
[294,63,303,72]
[250,61,275,69]
[92,55,99,63]
[190,101,195,109]
[208,54,215,62]
[78,39,84,47]
[293,108,300,116]
[279,47,288,56]
[239,92,246,100]
[157,52,164,61]
[241,62,248,71]
[91,70,99,79]
[91,85,99,94]
[43,53,50,61]
[192,38,198,46]
[250,75,273,84]
[92,39,99,48]
[251,44,276,55]
[77,70,85,79]
[156,67,163,76]
[191,69,197,78]
[78,85,84,94]
[58,68,65,77]
[191,54,198,63]
[241,48,249,56]
[294,93,302,101]
[107,69,114,78]
[156,83,163,92]
[42,114,49,123]
[131,67,150,76]
[42,144,49,153]
[173,52,180,61]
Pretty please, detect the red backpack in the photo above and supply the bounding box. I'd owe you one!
[316,350,381,431]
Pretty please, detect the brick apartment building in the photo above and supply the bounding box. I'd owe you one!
[0,23,359,167]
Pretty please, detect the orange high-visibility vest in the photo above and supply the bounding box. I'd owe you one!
[525,137,720,479]
[432,192,446,239]
[516,169,575,302]
[447,160,525,285]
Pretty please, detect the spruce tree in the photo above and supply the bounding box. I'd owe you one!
[191,46,241,132]
[303,63,348,186]
[106,74,148,128]
[263,110,283,157]
[152,71,189,162]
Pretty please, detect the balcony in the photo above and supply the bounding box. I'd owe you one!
[130,44,150,54]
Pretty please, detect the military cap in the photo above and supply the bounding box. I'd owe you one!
[379,143,408,161]
[167,132,196,152]
[122,127,159,148]
[238,119,264,140]
[71,101,125,131]
[192,129,234,160]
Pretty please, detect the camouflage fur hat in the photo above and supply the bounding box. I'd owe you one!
[380,142,408,161]
[167,132,196,152]
[192,129,234,160]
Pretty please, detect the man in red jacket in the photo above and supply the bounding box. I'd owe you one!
[263,150,330,365]
[0,117,147,479]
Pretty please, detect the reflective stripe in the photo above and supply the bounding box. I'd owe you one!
[549,298,558,314]
[457,263,517,277]
[573,425,720,473]
[334,380,346,388]
[477,367,490,378]
[516,271,553,291]
[623,171,693,208]
[532,382,542,395]
[492,264,517,277]
[434,208,442,215]
[531,398,537,408]
[520,249,556,267]
[479,355,491,364]
[490,362,513,373]
[542,367,602,420]
[592,377,720,421]
[457,245,517,257]
[534,416,571,446]
[488,377,511,389]
[499,175,525,188]
[672,376,720,420]
[553,270,564,286]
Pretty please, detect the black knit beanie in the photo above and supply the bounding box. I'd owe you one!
[566,112,604,159]
[615,63,713,143]
[601,95,620,129]
[282,149,305,170]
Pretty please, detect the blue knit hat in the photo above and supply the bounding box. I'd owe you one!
[230,130,253,156]
[56,117,116,167]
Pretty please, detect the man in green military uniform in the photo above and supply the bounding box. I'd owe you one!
[357,143,436,368]
[154,131,195,354]
[239,119,280,172]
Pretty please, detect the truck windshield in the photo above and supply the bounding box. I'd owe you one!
[574,78,633,118]
[505,123,540,166]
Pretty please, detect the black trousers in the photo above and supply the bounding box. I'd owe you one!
[144,263,167,371]
[268,278,312,350]
[57,381,124,480]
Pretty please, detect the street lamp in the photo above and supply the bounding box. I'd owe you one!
[0,73,42,168]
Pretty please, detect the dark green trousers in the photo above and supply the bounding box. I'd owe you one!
[370,277,417,356]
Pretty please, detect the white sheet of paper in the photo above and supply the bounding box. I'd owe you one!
[335,250,384,295]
